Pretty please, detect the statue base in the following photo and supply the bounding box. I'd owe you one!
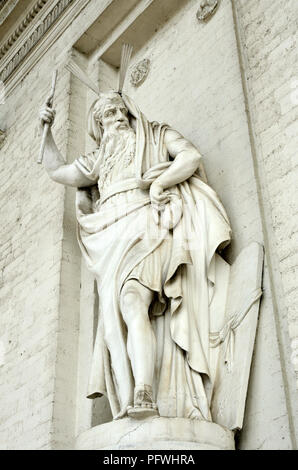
[75,417,235,450]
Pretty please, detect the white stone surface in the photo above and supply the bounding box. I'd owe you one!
[236,0,298,383]
[75,417,235,450]
[0,0,296,451]
[234,0,298,446]
[40,84,232,422]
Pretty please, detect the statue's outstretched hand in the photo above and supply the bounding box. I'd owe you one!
[39,97,56,128]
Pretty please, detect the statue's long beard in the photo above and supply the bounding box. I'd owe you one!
[102,127,136,159]
[97,127,136,189]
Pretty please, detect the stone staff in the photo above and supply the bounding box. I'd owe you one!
[37,70,58,164]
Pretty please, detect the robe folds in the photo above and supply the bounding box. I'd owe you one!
[75,94,232,420]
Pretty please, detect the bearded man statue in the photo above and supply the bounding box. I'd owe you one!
[39,90,231,422]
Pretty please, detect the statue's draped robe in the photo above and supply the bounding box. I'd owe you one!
[75,95,231,420]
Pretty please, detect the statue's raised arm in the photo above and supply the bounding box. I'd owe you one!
[39,103,95,188]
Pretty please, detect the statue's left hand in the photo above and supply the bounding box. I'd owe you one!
[150,182,183,229]
[150,181,169,206]
[150,181,170,225]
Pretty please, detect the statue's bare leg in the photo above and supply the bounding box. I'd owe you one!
[120,279,158,418]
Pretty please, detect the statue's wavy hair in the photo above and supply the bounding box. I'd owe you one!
[87,99,103,146]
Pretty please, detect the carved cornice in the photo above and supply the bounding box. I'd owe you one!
[0,0,48,58]
[1,0,110,97]
[0,0,20,26]
[0,0,73,82]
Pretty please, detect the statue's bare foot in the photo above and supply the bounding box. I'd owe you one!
[127,384,159,419]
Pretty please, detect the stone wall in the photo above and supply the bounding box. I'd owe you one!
[235,0,298,381]
[0,47,70,449]
[233,0,298,447]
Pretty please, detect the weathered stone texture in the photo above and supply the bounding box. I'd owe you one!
[0,38,72,450]
[0,0,297,450]
[235,0,298,387]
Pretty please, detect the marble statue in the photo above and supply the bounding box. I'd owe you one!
[40,89,232,421]
[39,52,263,432]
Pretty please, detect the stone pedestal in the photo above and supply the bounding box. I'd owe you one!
[75,417,235,450]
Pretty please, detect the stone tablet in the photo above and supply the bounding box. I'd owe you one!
[211,242,264,430]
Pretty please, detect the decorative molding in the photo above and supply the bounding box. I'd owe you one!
[0,0,20,26]
[0,0,48,58]
[130,59,150,87]
[196,0,219,22]
[0,0,73,82]
[1,0,92,98]
[1,0,154,97]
